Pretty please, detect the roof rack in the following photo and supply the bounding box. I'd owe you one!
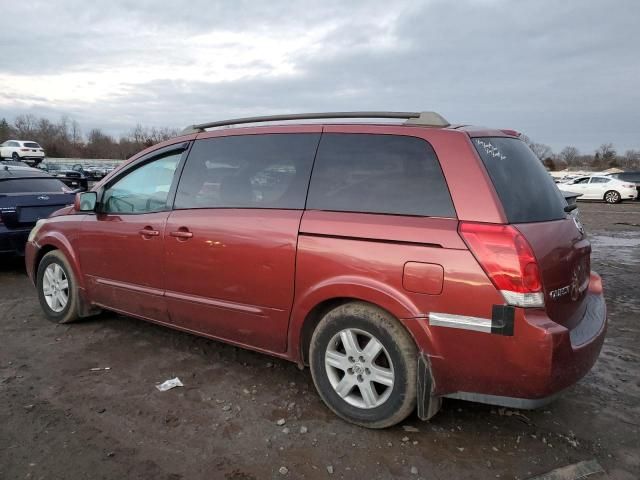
[180,111,450,134]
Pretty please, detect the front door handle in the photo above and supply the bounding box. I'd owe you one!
[170,228,193,240]
[139,227,160,238]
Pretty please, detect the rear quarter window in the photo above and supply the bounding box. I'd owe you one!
[473,137,566,223]
[306,133,455,217]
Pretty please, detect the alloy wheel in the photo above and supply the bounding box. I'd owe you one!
[42,263,69,313]
[324,328,394,409]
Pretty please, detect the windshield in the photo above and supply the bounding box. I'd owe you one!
[473,137,567,223]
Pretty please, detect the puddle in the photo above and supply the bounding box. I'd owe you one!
[589,235,640,248]
[589,233,640,265]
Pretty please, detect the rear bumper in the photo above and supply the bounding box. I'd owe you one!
[0,227,31,255]
[424,272,607,407]
[622,188,638,200]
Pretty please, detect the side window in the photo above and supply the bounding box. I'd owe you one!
[174,133,319,209]
[574,178,589,184]
[102,152,181,213]
[306,133,455,217]
[590,177,610,184]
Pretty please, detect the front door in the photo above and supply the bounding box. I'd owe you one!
[77,150,183,321]
[163,130,320,352]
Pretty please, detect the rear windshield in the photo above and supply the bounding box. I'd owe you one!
[0,178,69,194]
[23,142,41,148]
[473,137,566,223]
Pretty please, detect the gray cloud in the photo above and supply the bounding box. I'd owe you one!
[1,0,638,152]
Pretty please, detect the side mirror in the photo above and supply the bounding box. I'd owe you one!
[75,191,97,212]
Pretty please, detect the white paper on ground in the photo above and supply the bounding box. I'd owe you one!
[155,377,184,392]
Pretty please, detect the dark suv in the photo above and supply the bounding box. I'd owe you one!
[606,171,640,200]
[25,112,606,428]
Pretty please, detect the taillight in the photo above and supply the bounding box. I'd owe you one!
[623,183,635,188]
[459,222,544,308]
[20,148,29,151]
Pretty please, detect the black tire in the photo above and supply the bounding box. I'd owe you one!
[36,250,80,324]
[309,302,417,428]
[604,190,621,204]
[12,152,20,161]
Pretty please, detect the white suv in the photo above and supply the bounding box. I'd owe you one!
[0,140,46,166]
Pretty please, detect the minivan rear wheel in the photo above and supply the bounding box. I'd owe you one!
[309,302,417,428]
[604,190,621,204]
[37,250,80,324]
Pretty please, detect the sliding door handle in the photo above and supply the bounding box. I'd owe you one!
[170,228,193,240]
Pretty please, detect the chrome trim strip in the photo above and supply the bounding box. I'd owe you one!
[95,277,163,296]
[165,290,273,316]
[428,312,492,333]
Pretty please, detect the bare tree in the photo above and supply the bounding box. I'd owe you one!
[622,149,640,170]
[594,143,617,169]
[559,146,580,167]
[13,114,38,137]
[520,134,553,161]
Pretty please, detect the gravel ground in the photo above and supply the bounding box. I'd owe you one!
[1,202,639,480]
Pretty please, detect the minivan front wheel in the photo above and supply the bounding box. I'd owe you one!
[309,302,417,428]
[37,250,80,324]
[604,190,621,204]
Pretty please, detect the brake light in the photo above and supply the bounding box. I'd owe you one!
[459,222,544,308]
[20,148,29,151]
[623,183,635,188]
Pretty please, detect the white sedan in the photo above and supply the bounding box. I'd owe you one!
[560,175,638,203]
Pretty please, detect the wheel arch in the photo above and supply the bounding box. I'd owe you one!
[34,233,85,290]
[289,278,426,366]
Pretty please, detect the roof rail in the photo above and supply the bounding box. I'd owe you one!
[180,111,450,134]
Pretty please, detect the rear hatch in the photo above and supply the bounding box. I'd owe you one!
[22,142,44,155]
[0,177,75,229]
[472,136,591,329]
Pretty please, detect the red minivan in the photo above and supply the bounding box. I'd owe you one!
[25,112,606,428]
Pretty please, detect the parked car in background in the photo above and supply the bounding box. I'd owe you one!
[605,171,640,200]
[83,164,117,180]
[1,167,75,255]
[560,175,637,203]
[25,111,606,428]
[1,159,34,170]
[0,140,46,166]
[38,162,89,191]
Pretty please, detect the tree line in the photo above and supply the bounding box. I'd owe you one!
[1,114,638,169]
[0,115,179,160]
[521,135,639,171]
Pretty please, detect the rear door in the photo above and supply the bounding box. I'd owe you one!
[588,176,613,200]
[163,129,320,352]
[76,147,185,321]
[472,136,591,329]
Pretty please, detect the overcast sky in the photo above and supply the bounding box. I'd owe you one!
[1,0,638,152]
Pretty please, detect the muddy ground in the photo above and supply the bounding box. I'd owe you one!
[1,202,639,480]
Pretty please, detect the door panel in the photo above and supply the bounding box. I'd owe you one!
[76,149,184,320]
[164,209,301,352]
[79,212,170,320]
